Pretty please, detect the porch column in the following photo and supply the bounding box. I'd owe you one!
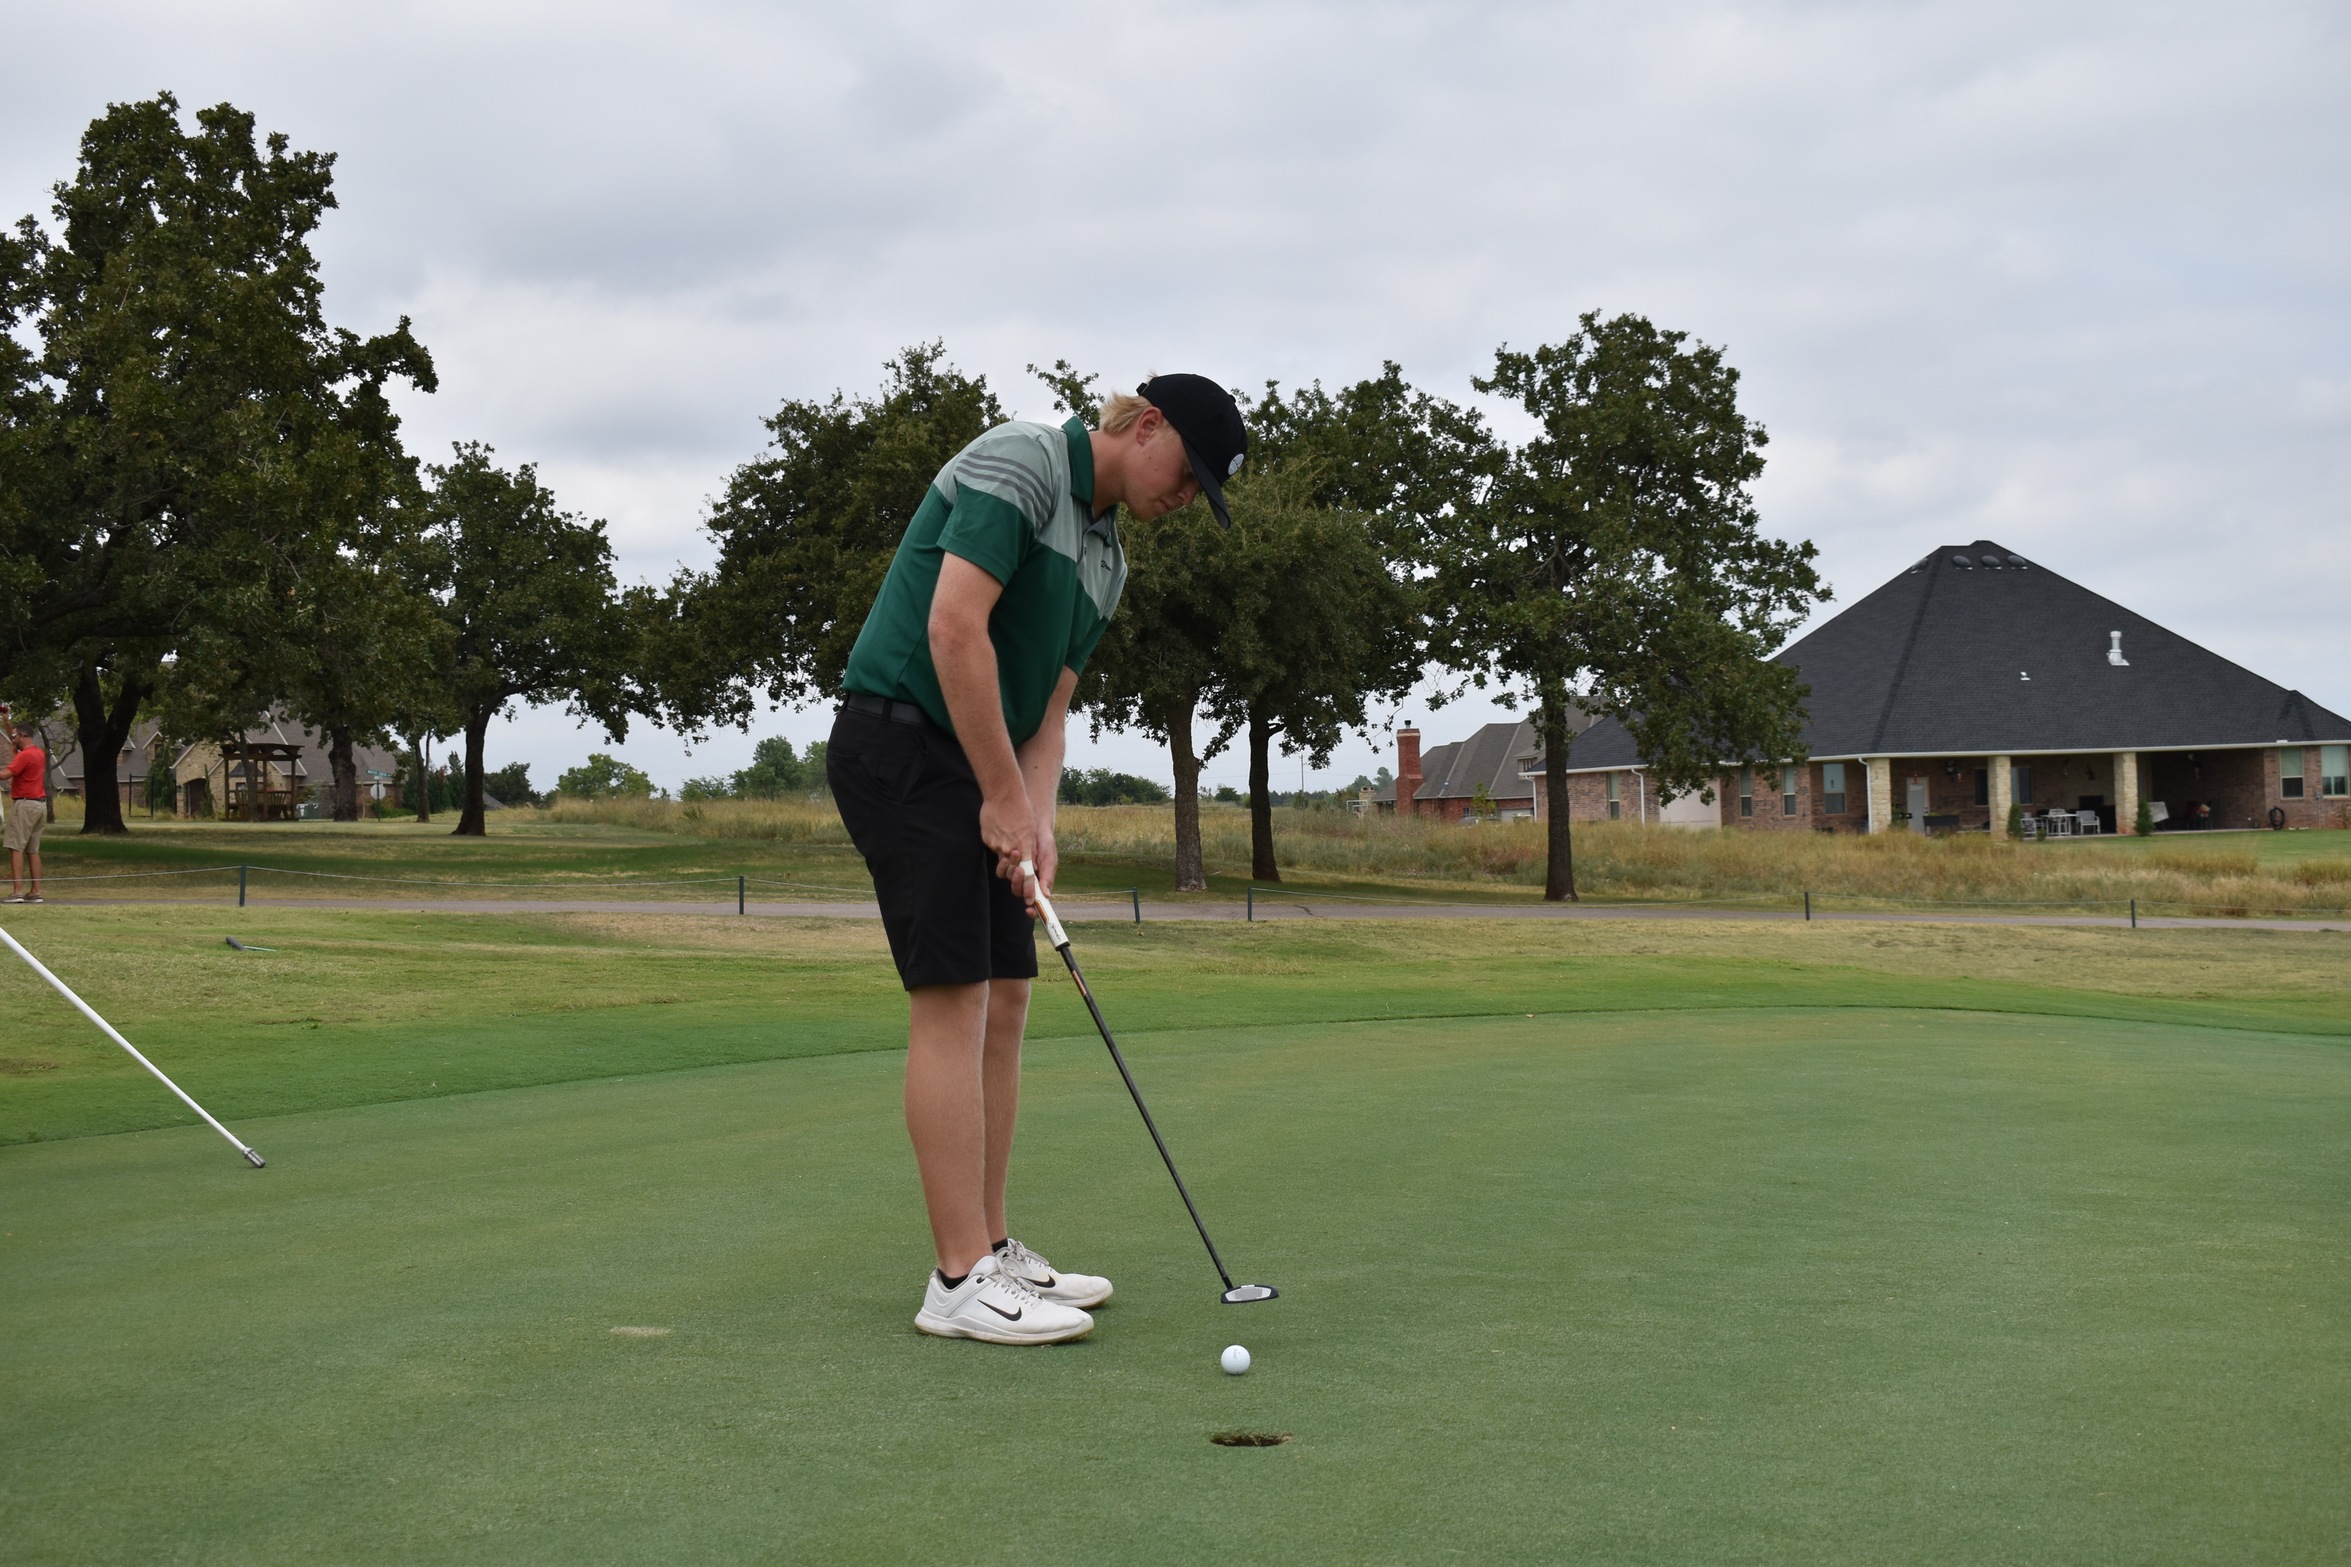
[2114,752,2141,833]
[1989,754,2013,831]
[1865,756,1894,834]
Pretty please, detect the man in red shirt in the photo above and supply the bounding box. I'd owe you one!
[6,725,49,904]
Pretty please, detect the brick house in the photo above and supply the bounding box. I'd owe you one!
[1369,712,1721,827]
[1552,539,2351,834]
[1369,720,1549,821]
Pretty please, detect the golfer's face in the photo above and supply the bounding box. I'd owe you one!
[1125,423,1201,520]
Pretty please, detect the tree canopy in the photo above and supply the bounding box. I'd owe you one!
[418,444,637,835]
[1440,311,1825,898]
[0,93,433,831]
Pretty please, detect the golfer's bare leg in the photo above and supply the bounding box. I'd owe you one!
[980,977,1030,1243]
[9,848,22,897]
[25,848,37,897]
[905,982,993,1277]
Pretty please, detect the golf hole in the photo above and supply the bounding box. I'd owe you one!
[1209,1431,1291,1447]
[610,1326,673,1338]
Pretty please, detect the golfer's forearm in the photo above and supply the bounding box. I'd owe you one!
[1016,721,1065,827]
[930,618,1024,801]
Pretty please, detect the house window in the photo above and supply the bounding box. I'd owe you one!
[1781,766,1798,815]
[1821,762,1847,815]
[2011,765,2033,805]
[2324,745,2349,799]
[1606,771,1621,819]
[1739,769,1753,817]
[1973,769,1989,806]
[2280,747,2305,799]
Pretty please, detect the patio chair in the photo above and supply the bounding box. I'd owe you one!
[2075,810,2102,835]
[2045,812,2074,837]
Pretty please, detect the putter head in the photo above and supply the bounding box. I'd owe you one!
[1221,1284,1279,1304]
[243,1148,266,1168]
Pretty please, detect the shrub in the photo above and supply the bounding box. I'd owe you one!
[484,761,540,808]
[558,753,655,800]
[1059,768,1170,806]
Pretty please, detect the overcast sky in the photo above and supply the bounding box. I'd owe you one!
[5,2,2345,796]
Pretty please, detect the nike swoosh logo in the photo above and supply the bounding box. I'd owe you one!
[981,1301,1023,1322]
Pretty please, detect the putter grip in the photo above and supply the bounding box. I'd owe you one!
[1019,860,1071,949]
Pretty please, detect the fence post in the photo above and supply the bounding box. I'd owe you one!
[237,864,247,908]
[1130,887,1141,924]
[1803,889,1811,922]
[1246,885,1254,923]
[739,875,746,916]
[2130,897,2136,930]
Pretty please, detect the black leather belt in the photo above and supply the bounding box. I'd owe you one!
[843,692,938,729]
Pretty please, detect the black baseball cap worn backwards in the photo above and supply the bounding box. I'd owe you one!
[1138,373,1248,528]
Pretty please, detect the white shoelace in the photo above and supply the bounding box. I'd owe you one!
[998,1239,1049,1281]
[982,1260,1045,1306]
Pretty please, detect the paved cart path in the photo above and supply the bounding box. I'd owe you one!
[44,893,2351,934]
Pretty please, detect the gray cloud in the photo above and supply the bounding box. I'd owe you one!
[4,0,2344,792]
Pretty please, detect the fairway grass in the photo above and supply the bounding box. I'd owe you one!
[3,907,2349,1145]
[5,1005,2346,1564]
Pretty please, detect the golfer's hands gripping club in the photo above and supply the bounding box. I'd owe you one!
[1020,860,1071,950]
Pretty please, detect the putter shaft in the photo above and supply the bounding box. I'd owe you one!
[1023,865,1256,1297]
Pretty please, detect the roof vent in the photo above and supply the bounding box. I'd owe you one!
[2006,554,2027,567]
[1980,554,2001,567]
[1950,552,1973,567]
[2108,631,2129,667]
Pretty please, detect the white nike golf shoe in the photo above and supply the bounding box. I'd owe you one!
[914,1254,1093,1345]
[996,1238,1114,1309]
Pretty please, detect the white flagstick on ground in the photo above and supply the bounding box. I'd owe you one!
[0,925,265,1167]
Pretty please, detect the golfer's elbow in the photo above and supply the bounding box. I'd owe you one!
[928,601,987,667]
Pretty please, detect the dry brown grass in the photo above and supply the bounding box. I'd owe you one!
[511,796,2351,913]
[537,795,853,844]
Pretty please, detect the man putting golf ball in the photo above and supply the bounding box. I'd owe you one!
[827,375,1248,1346]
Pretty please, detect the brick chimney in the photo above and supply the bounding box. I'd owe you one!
[1396,725,1422,818]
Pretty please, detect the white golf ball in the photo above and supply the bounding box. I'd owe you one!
[1221,1344,1251,1375]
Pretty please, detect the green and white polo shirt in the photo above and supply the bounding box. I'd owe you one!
[842,417,1127,746]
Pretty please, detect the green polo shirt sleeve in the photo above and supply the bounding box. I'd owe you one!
[935,490,1030,583]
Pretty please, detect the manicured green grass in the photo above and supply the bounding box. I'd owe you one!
[4,912,2348,1561]
[6,997,2347,1563]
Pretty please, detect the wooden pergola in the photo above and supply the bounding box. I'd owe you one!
[217,738,307,822]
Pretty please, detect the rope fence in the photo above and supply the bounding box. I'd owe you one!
[1241,883,2351,924]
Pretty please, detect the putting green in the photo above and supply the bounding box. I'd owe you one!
[4,1005,2344,1564]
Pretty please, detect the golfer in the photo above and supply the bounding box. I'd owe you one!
[6,725,48,904]
[827,375,1247,1345]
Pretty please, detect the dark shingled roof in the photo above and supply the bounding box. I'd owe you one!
[1546,540,2351,769]
[1372,715,1598,802]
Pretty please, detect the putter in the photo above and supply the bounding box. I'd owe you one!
[1022,862,1275,1305]
[0,925,265,1167]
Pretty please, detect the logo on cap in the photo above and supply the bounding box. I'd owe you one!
[1227,454,1244,477]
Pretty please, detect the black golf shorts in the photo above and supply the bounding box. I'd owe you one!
[827,702,1037,990]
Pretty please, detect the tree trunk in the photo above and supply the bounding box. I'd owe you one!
[454,710,490,836]
[1539,690,1578,901]
[327,727,361,821]
[409,735,431,824]
[1247,707,1279,883]
[72,660,144,836]
[1163,691,1207,893]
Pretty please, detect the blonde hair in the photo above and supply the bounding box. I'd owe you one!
[1097,389,1154,433]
